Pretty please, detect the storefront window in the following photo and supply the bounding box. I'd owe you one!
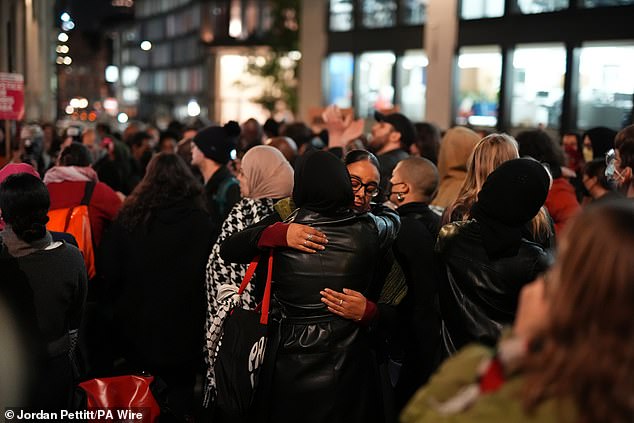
[356,51,395,118]
[217,54,269,123]
[397,51,428,121]
[456,46,502,127]
[361,0,397,28]
[330,0,354,31]
[517,0,568,13]
[577,42,634,130]
[325,53,354,108]
[461,0,504,19]
[511,44,566,129]
[401,0,428,25]
[582,0,634,7]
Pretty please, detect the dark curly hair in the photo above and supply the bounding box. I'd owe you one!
[116,153,206,231]
[0,173,50,242]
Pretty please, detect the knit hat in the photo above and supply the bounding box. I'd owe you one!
[192,121,241,164]
[374,111,416,147]
[471,158,551,259]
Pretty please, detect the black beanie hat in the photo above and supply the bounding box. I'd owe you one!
[471,158,551,259]
[192,121,241,164]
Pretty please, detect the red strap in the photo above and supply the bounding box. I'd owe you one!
[236,252,274,326]
[238,255,260,295]
[260,250,274,325]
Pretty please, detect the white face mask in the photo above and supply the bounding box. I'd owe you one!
[583,146,594,163]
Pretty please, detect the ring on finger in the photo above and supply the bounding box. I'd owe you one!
[339,299,343,306]
[304,240,308,246]
[307,234,313,241]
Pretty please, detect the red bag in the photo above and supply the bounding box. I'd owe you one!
[78,375,160,423]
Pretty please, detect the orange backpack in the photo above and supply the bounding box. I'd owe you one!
[47,181,96,279]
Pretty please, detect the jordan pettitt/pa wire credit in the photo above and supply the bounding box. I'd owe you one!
[4,408,147,420]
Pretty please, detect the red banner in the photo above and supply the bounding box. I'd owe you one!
[0,73,25,121]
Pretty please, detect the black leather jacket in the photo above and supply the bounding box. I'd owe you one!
[436,220,551,355]
[220,206,399,423]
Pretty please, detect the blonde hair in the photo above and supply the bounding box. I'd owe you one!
[445,133,552,240]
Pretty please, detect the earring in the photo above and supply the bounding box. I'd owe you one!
[397,193,404,201]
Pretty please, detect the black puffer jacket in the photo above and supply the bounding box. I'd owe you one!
[220,206,399,423]
[436,220,551,355]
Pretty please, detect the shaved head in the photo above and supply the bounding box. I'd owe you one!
[395,157,439,201]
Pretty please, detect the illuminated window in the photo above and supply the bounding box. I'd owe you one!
[217,54,269,123]
[325,53,354,108]
[517,0,568,13]
[461,0,504,19]
[577,42,634,130]
[511,44,566,129]
[330,0,353,31]
[397,50,428,121]
[361,0,397,28]
[582,0,634,7]
[456,46,501,127]
[401,0,428,25]
[356,51,395,117]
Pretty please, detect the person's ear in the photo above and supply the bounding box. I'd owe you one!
[389,131,402,144]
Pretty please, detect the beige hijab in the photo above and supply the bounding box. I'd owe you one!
[241,145,294,199]
[431,126,480,208]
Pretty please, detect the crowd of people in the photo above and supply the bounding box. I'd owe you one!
[1,108,633,423]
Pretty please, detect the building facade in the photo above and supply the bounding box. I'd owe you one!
[300,0,634,133]
[114,0,296,124]
[1,0,56,122]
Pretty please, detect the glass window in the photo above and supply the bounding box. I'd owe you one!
[511,44,566,129]
[461,0,504,19]
[397,50,428,121]
[356,51,396,118]
[577,42,634,130]
[401,0,428,25]
[517,0,568,13]
[217,54,269,123]
[456,46,502,127]
[330,0,353,31]
[582,0,634,7]
[362,0,397,28]
[325,53,354,108]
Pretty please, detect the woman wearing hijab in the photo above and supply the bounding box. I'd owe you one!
[203,145,294,404]
[220,150,400,423]
[436,158,552,356]
[582,126,616,162]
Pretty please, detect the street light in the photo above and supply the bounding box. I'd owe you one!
[187,99,201,117]
[58,33,69,42]
[140,40,152,51]
[117,112,129,123]
[60,12,71,22]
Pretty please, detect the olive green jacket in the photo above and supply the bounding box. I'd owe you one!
[401,345,576,423]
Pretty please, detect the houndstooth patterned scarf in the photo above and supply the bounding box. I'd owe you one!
[203,197,276,406]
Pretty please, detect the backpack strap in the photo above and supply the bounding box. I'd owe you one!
[81,180,97,206]
[213,176,239,217]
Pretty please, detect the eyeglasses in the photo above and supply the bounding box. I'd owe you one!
[350,176,380,197]
[605,149,623,181]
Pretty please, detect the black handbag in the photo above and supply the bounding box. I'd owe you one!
[214,250,273,421]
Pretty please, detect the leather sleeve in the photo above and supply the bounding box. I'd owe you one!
[219,212,282,264]
[370,203,401,252]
